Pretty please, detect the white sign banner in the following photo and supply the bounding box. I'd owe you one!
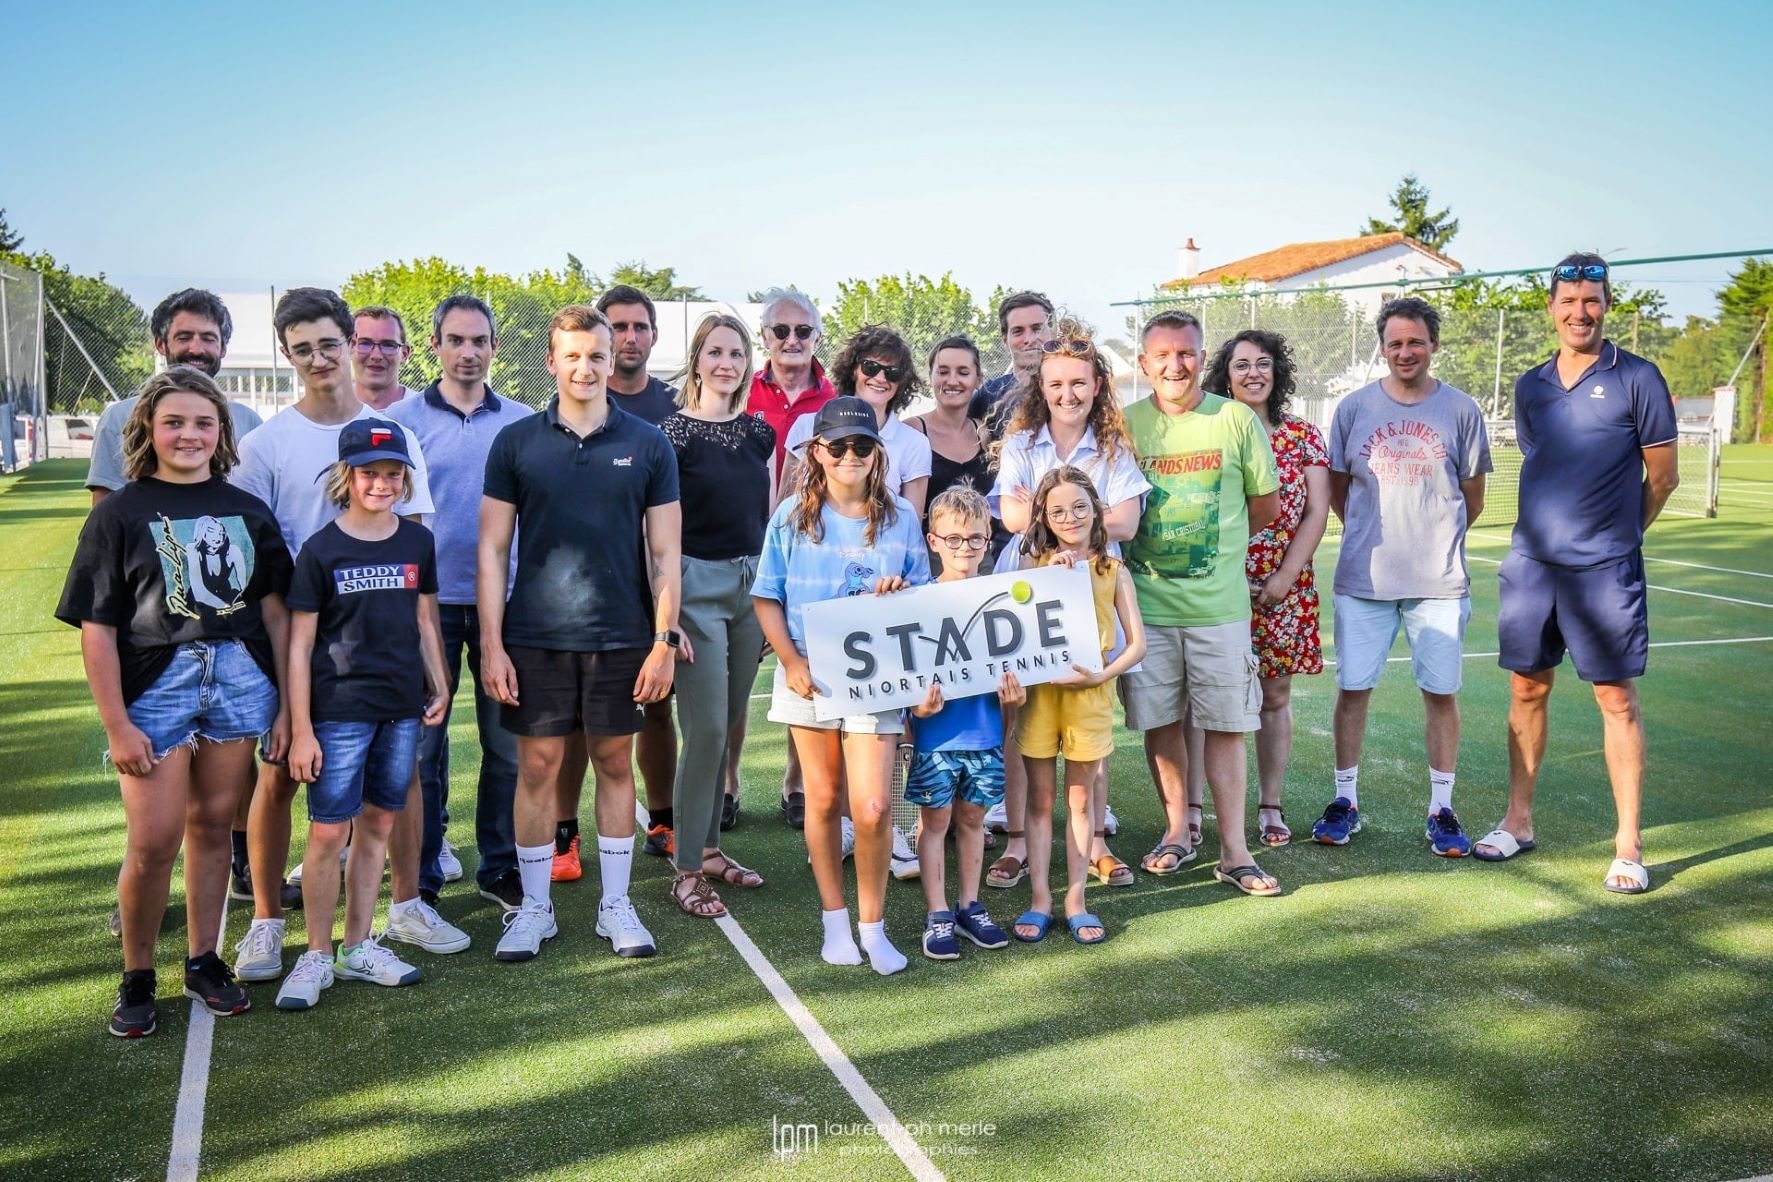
[801,565,1103,721]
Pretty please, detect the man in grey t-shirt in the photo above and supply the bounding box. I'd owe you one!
[1311,297,1491,858]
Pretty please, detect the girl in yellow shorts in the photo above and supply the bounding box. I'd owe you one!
[1014,466,1146,946]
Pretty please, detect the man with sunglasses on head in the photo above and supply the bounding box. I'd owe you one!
[350,306,420,412]
[1475,253,1681,896]
[747,288,835,481]
[970,291,1055,440]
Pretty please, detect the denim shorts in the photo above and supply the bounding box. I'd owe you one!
[307,718,421,824]
[906,747,1006,810]
[1497,550,1648,683]
[1333,594,1472,694]
[123,640,278,759]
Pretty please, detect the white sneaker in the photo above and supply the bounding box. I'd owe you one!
[841,816,857,861]
[983,801,1009,833]
[274,950,333,1010]
[890,825,921,881]
[1103,805,1119,837]
[385,898,471,954]
[287,845,349,886]
[494,898,557,962]
[438,840,463,883]
[335,933,422,986]
[233,917,285,982]
[596,895,657,958]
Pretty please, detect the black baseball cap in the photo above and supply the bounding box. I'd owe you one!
[338,417,412,466]
[797,396,884,451]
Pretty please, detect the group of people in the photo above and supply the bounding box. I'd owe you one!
[60,253,1680,1039]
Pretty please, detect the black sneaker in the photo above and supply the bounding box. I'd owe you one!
[110,970,158,1038]
[478,869,524,913]
[108,905,123,939]
[182,953,250,1017]
[229,864,254,903]
[279,878,304,912]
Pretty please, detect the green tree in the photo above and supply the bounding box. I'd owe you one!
[824,273,997,371]
[604,260,702,300]
[1716,258,1773,440]
[1,246,151,413]
[0,209,22,252]
[1362,173,1460,252]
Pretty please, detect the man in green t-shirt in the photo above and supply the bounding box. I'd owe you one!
[1122,311,1282,896]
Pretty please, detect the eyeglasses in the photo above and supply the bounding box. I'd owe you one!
[1229,358,1275,375]
[1041,338,1094,357]
[858,359,907,383]
[1045,503,1093,521]
[934,534,989,551]
[769,324,816,341]
[286,339,347,363]
[817,437,878,459]
[1553,263,1608,283]
[353,339,405,356]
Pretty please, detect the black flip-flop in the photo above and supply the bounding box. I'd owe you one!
[779,791,805,830]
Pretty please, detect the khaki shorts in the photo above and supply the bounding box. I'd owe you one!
[1118,620,1261,733]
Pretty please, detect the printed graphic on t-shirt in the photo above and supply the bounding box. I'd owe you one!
[333,563,422,594]
[151,513,255,618]
[1135,450,1222,579]
[1359,419,1449,486]
[842,561,875,595]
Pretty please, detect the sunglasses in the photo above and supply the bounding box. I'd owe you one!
[817,437,878,459]
[1553,263,1608,283]
[770,324,816,341]
[1041,338,1094,357]
[858,359,907,383]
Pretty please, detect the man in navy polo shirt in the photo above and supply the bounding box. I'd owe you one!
[387,295,533,919]
[969,290,1054,440]
[478,304,683,961]
[1475,253,1681,895]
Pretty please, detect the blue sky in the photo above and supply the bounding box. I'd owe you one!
[6,0,1769,331]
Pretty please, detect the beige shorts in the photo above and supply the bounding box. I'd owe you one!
[766,663,903,734]
[1118,620,1261,733]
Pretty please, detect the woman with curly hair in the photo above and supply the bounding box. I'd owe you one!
[1180,329,1330,849]
[781,324,932,519]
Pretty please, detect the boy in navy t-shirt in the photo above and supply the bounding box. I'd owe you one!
[905,487,1025,960]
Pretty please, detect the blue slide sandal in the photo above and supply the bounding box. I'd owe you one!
[1066,913,1106,945]
[1012,911,1052,943]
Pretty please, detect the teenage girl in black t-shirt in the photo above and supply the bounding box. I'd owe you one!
[57,366,293,1038]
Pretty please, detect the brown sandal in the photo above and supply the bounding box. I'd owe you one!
[986,830,1027,889]
[1088,830,1135,887]
[703,851,763,889]
[671,873,726,918]
[1258,804,1291,847]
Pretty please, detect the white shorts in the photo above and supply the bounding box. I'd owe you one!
[765,663,903,734]
[1332,594,1471,694]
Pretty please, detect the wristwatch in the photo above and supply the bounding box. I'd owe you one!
[655,630,683,647]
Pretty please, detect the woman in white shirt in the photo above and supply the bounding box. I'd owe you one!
[781,325,931,518]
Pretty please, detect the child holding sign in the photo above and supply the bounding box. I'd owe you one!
[753,397,930,974]
[1014,466,1147,945]
[278,420,449,1011]
[907,486,1023,960]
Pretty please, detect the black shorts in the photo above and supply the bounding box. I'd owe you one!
[501,646,649,738]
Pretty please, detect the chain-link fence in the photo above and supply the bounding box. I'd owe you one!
[0,260,45,468]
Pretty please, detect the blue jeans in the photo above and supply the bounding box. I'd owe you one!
[308,718,421,824]
[124,640,277,758]
[416,602,519,892]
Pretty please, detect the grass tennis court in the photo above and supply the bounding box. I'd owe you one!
[3,452,1771,1182]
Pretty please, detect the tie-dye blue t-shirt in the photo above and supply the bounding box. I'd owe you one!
[751,497,931,653]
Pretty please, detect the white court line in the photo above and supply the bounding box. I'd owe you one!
[1466,554,1773,609]
[715,914,945,1181]
[167,895,230,1181]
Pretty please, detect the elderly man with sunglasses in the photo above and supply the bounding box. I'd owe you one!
[747,288,836,481]
[1475,253,1681,896]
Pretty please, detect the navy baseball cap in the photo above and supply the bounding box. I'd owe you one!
[797,396,884,451]
[338,418,412,466]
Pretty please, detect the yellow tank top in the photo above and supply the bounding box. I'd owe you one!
[1037,554,1121,658]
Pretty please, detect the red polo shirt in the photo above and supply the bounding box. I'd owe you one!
[746,359,835,476]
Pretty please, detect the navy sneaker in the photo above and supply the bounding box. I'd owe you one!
[1311,797,1362,845]
[922,911,961,960]
[110,970,157,1038]
[1426,808,1471,858]
[953,901,1008,950]
[183,952,250,1017]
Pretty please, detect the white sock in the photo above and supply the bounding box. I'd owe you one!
[821,907,862,965]
[859,919,907,976]
[1428,768,1455,815]
[516,841,554,908]
[598,833,633,907]
[1334,767,1359,808]
[387,897,418,919]
[254,916,284,931]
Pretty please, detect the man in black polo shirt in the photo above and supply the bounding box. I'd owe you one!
[479,304,683,961]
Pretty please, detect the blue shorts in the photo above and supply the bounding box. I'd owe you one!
[906,747,1006,810]
[1333,594,1471,694]
[1497,550,1648,682]
[123,640,278,759]
[307,718,421,824]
